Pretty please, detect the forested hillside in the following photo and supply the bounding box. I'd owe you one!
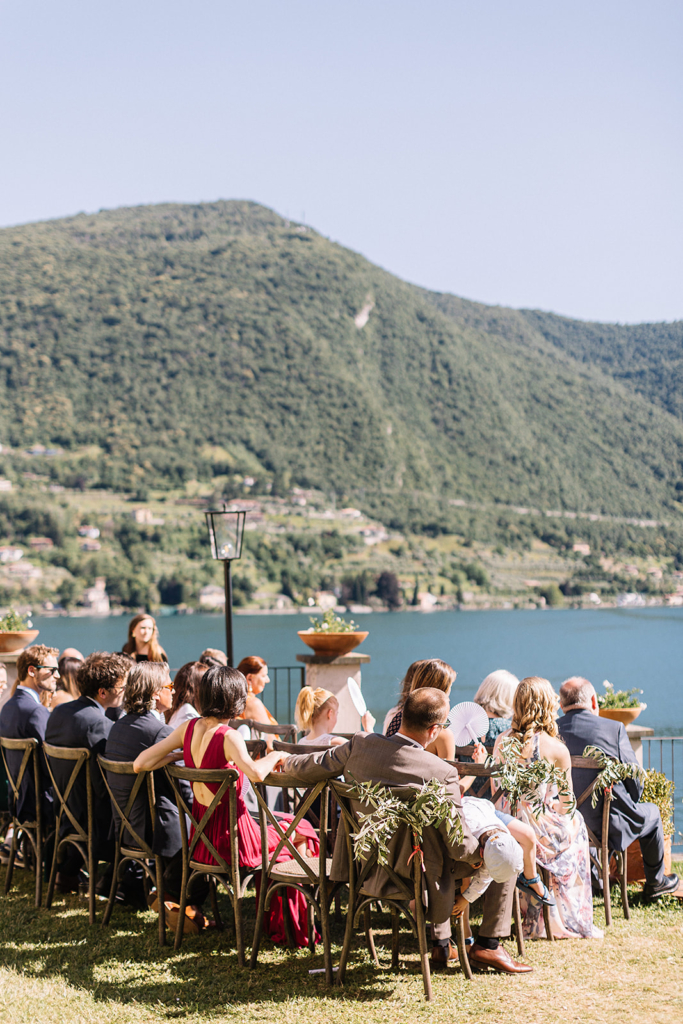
[0,200,682,611]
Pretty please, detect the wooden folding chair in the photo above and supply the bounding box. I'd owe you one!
[229,719,297,744]
[250,773,336,982]
[0,737,48,907]
[43,743,98,924]
[571,754,628,926]
[97,757,167,945]
[331,779,470,1001]
[164,764,256,965]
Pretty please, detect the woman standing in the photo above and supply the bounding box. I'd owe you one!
[122,614,168,663]
[493,676,602,940]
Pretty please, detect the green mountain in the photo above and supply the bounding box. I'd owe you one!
[1,199,682,534]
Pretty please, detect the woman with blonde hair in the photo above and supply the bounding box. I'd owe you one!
[122,614,168,663]
[295,686,375,746]
[492,676,602,940]
[383,658,457,759]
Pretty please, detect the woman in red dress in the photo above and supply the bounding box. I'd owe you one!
[135,665,319,946]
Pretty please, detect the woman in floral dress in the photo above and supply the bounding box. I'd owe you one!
[493,676,603,940]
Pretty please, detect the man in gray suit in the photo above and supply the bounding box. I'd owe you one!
[558,677,678,900]
[284,687,532,973]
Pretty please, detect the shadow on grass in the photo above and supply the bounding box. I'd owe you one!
[0,867,438,1014]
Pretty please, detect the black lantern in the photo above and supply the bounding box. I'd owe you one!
[205,507,247,666]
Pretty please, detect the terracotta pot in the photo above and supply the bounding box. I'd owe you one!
[612,835,672,884]
[297,630,368,658]
[0,629,40,654]
[599,704,646,727]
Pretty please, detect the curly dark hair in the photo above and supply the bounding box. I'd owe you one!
[196,666,247,720]
[77,652,132,700]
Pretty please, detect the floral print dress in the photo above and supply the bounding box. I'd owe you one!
[499,732,603,940]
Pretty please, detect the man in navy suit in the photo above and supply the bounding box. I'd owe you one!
[558,677,679,901]
[0,644,59,828]
[44,652,130,892]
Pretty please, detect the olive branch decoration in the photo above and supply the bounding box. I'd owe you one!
[581,744,646,808]
[347,778,464,867]
[489,737,576,818]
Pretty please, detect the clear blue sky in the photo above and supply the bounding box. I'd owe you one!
[2,0,681,323]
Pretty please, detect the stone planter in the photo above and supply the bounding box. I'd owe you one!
[599,704,646,727]
[0,629,39,654]
[297,630,368,658]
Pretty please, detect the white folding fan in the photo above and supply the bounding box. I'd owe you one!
[447,701,489,745]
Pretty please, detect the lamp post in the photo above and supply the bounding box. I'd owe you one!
[205,507,247,667]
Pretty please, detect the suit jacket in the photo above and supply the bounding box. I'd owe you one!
[558,708,646,850]
[45,696,114,858]
[104,711,182,858]
[0,687,52,822]
[284,732,480,924]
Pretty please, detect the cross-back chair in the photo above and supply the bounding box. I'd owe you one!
[330,779,473,1001]
[164,763,256,965]
[0,736,47,906]
[229,719,297,743]
[97,757,167,944]
[249,772,335,980]
[571,754,628,926]
[448,760,528,955]
[43,743,98,924]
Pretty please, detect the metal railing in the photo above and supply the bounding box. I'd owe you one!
[261,665,305,725]
[643,737,683,853]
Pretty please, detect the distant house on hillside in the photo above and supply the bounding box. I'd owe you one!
[30,537,54,551]
[81,577,110,616]
[572,542,591,556]
[0,478,12,492]
[0,546,23,563]
[131,508,164,526]
[199,584,225,610]
[80,539,102,552]
[78,526,101,539]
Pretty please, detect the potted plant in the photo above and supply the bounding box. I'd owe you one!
[0,608,39,653]
[597,680,646,726]
[297,609,368,658]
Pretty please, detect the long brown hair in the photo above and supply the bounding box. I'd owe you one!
[166,661,206,724]
[511,676,560,749]
[57,656,82,699]
[397,658,456,709]
[122,613,167,662]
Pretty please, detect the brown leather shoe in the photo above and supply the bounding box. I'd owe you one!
[430,942,458,968]
[469,942,532,974]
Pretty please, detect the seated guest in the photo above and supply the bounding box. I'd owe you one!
[198,648,228,667]
[382,659,457,759]
[0,644,59,823]
[558,676,679,900]
[285,688,532,972]
[460,669,520,794]
[235,656,278,747]
[105,662,200,915]
[165,661,206,729]
[295,686,375,746]
[122,614,168,663]
[51,655,83,709]
[44,652,129,892]
[134,666,320,947]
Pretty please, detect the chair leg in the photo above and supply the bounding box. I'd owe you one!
[88,842,97,926]
[620,852,630,921]
[412,884,432,1001]
[249,873,269,969]
[512,887,525,958]
[174,859,190,951]
[391,907,400,969]
[155,857,166,947]
[320,887,334,985]
[307,900,316,953]
[101,845,121,927]
[336,884,356,986]
[602,845,612,927]
[34,829,43,909]
[232,880,245,969]
[363,904,380,967]
[455,915,473,981]
[540,868,554,941]
[45,833,61,910]
[4,825,18,895]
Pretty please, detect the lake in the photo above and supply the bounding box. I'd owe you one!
[31,606,683,734]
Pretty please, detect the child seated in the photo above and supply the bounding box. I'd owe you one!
[295,686,375,746]
[453,796,525,916]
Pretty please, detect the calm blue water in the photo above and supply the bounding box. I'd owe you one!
[32,606,683,734]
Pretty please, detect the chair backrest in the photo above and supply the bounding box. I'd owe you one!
[454,744,495,758]
[446,760,504,804]
[253,772,328,884]
[329,778,426,902]
[165,764,240,872]
[273,739,340,754]
[0,736,41,826]
[569,755,612,849]
[245,739,267,759]
[43,743,92,842]
[230,719,297,743]
[569,755,603,807]
[97,757,156,857]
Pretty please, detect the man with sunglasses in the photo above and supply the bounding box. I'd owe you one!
[0,645,60,859]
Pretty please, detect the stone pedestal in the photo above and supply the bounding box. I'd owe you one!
[296,653,371,734]
[0,652,20,711]
[626,724,654,767]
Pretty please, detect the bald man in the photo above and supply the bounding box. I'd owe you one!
[558,676,678,901]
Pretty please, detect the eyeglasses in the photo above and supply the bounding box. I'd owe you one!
[34,665,59,676]
[161,682,175,691]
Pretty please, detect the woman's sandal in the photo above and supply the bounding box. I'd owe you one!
[516,873,556,907]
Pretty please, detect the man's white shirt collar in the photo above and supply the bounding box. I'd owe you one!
[17,685,41,705]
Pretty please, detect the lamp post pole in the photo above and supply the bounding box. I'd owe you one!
[224,559,234,667]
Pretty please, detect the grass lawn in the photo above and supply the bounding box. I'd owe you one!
[1,863,682,1024]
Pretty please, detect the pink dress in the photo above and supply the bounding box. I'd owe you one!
[183,719,319,946]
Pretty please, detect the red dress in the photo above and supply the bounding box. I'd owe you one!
[183,719,319,946]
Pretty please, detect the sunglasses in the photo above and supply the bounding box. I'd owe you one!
[34,665,59,676]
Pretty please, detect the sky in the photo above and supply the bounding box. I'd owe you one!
[1,0,681,324]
